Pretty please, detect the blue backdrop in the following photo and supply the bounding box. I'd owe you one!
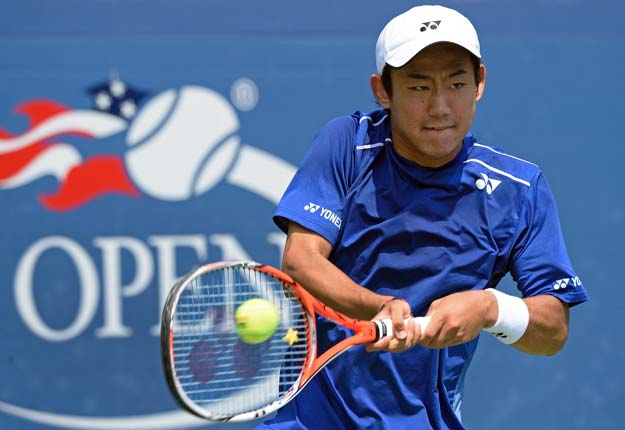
[0,1,622,429]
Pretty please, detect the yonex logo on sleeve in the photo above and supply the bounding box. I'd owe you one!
[475,173,501,195]
[553,276,582,290]
[303,202,341,229]
[420,20,441,32]
[304,203,320,213]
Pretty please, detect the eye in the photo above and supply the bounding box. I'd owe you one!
[451,82,466,89]
[409,85,429,92]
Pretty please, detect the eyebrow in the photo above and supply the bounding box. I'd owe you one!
[406,68,468,80]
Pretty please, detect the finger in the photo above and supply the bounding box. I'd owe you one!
[394,324,407,340]
[388,318,423,353]
[402,318,418,349]
[366,336,391,352]
[390,303,409,340]
[385,337,407,353]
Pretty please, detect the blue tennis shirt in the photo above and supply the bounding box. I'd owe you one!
[263,109,589,430]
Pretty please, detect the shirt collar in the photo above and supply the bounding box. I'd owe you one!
[386,133,476,186]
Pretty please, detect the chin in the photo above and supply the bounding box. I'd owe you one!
[424,143,463,166]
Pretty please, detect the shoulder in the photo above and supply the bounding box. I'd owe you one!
[309,114,358,157]
[465,140,543,189]
[311,110,390,162]
[318,114,359,135]
[352,109,391,147]
[316,110,390,143]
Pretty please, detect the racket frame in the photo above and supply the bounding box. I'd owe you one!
[161,261,381,422]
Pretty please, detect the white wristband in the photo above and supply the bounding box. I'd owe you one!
[483,288,529,344]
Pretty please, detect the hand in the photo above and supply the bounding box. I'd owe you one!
[366,298,423,353]
[417,290,497,349]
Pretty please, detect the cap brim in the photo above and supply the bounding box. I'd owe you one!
[385,39,481,70]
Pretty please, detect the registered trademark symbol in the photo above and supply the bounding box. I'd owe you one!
[230,78,259,111]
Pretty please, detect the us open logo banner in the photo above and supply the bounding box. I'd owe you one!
[0,78,295,429]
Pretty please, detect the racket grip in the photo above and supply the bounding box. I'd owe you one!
[373,316,431,340]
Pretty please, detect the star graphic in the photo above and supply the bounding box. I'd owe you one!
[282,328,299,347]
[94,92,112,110]
[87,78,147,120]
[109,79,127,98]
[119,99,136,119]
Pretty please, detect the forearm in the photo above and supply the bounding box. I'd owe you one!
[282,223,391,320]
[414,290,571,354]
[511,295,570,356]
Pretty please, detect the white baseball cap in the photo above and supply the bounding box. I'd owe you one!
[376,5,481,74]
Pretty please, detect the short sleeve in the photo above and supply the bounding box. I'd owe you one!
[273,116,357,246]
[509,173,589,306]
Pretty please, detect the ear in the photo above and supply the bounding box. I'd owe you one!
[370,74,392,109]
[475,64,487,102]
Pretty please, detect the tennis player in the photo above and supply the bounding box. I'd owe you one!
[260,5,589,430]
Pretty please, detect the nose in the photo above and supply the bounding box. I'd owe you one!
[427,90,452,118]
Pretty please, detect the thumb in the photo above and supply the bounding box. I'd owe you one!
[390,301,410,340]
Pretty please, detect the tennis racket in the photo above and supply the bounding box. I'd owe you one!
[160,260,430,422]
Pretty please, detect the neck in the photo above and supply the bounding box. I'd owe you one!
[391,136,463,168]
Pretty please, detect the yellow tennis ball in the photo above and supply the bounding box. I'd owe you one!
[235,298,280,344]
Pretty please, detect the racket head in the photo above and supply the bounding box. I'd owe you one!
[160,261,315,422]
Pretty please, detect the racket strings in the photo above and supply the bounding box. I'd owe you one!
[171,266,309,418]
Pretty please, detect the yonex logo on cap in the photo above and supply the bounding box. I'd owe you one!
[420,20,441,32]
[475,173,502,195]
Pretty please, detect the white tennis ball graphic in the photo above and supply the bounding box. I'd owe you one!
[125,86,240,201]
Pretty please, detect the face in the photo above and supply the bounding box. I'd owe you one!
[371,43,486,168]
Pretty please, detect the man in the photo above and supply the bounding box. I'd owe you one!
[259,5,588,430]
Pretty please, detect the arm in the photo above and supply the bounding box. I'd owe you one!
[283,222,419,351]
[285,221,570,355]
[415,290,570,356]
[513,294,569,355]
[286,220,570,355]
[282,221,392,320]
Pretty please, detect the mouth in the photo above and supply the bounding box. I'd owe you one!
[424,125,454,132]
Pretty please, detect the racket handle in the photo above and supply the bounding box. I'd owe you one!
[373,316,431,340]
